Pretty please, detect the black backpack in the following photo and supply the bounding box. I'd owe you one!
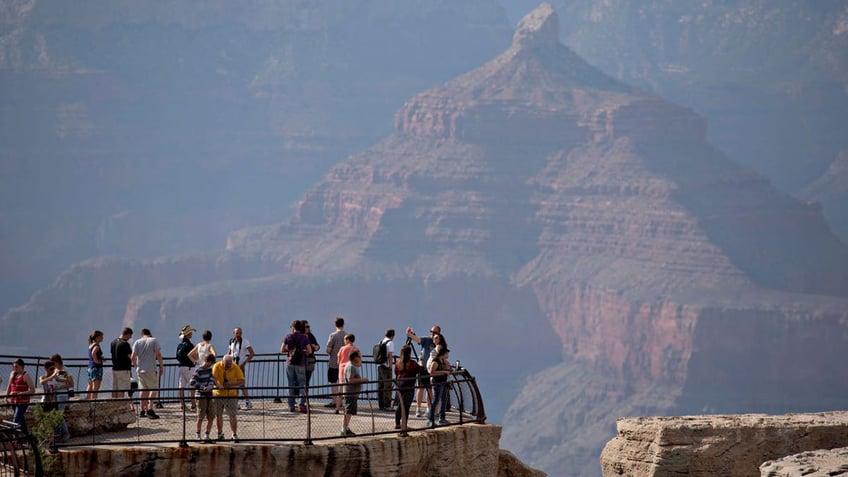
[373,339,388,365]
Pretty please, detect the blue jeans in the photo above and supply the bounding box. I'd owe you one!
[13,403,29,433]
[286,364,307,408]
[428,382,447,422]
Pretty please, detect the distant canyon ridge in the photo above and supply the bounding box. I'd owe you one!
[3,2,848,476]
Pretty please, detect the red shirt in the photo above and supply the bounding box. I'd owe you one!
[9,371,30,404]
[337,345,359,383]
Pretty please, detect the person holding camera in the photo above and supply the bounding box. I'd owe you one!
[212,354,244,442]
[226,327,255,410]
[406,325,442,417]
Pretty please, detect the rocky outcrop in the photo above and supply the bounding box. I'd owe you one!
[499,449,548,477]
[53,424,525,477]
[760,447,848,477]
[10,399,135,436]
[600,412,848,477]
[799,150,848,244]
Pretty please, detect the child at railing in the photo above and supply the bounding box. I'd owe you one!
[340,350,367,437]
[189,353,217,443]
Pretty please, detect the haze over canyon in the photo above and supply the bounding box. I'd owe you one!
[2,2,848,475]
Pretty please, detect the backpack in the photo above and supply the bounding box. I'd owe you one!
[176,341,193,363]
[291,342,305,365]
[373,339,388,365]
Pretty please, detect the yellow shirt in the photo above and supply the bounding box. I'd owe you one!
[211,361,244,397]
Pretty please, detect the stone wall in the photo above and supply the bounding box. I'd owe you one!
[55,424,534,477]
[600,412,848,476]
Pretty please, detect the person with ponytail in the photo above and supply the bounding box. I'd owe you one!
[86,330,105,399]
[394,344,424,430]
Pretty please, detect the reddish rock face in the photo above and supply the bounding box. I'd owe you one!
[4,4,848,475]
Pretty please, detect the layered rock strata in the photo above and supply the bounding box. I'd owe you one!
[53,424,533,477]
[600,411,848,477]
[760,447,848,477]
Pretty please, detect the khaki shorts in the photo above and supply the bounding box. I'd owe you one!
[216,396,238,417]
[138,371,158,390]
[113,370,132,393]
[197,396,216,420]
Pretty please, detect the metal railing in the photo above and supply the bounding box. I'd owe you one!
[0,354,485,449]
[0,422,42,477]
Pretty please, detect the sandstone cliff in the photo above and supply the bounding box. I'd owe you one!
[4,4,848,476]
[50,424,547,477]
[600,411,848,476]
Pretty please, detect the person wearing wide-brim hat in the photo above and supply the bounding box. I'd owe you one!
[176,325,197,410]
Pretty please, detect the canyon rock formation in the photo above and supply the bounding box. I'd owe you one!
[600,411,848,477]
[525,0,848,243]
[4,3,848,476]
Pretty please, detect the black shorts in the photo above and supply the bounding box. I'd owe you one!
[417,370,431,387]
[343,395,358,415]
[327,367,339,384]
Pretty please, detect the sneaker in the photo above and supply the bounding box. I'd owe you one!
[146,409,160,419]
[394,424,401,430]
[323,402,336,408]
[425,420,433,427]
[196,432,201,441]
[415,409,423,418]
[340,429,348,437]
[289,406,298,413]
[345,428,356,436]
[139,410,147,417]
[232,434,239,443]
[203,433,212,443]
[190,404,196,411]
[244,401,253,410]
[217,433,225,441]
[298,404,308,413]
[438,419,449,426]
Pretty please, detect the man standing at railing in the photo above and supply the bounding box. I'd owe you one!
[110,327,134,406]
[377,329,395,411]
[212,354,244,443]
[226,327,255,410]
[325,317,346,413]
[281,319,312,413]
[131,328,163,419]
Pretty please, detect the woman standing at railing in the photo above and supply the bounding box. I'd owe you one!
[4,358,35,433]
[86,330,105,399]
[394,344,424,430]
[426,346,452,427]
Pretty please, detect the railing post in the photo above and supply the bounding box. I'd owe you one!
[274,353,282,403]
[179,400,188,448]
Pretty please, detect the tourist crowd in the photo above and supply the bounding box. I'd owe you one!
[4,317,457,442]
